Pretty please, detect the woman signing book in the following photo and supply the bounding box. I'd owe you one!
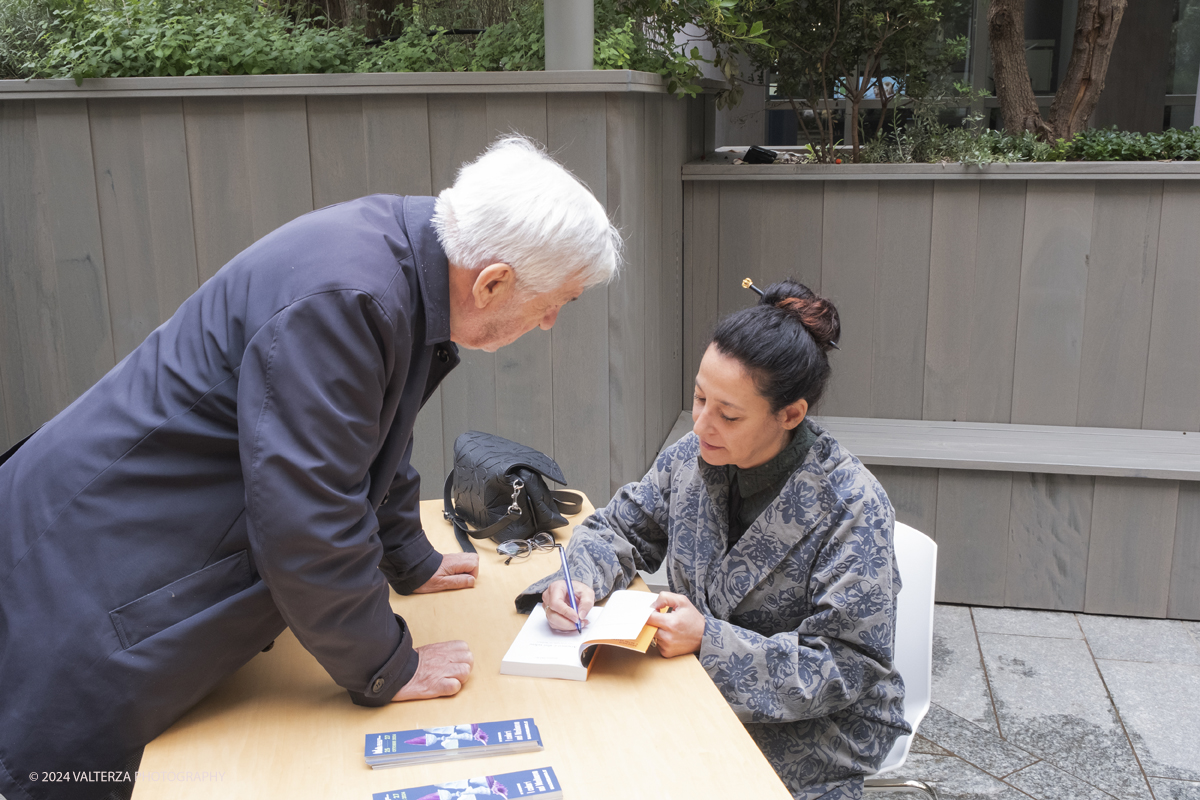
[516,279,910,800]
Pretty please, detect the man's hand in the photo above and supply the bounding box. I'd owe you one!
[392,640,474,701]
[648,591,706,658]
[413,552,479,593]
[542,579,594,631]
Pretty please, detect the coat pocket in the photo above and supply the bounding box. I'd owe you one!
[109,550,253,649]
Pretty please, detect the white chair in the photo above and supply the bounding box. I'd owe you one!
[864,522,939,799]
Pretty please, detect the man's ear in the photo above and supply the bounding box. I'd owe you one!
[472,263,515,309]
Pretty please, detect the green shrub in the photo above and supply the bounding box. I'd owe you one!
[0,0,69,78]
[31,0,367,80]
[862,113,1200,164]
[469,0,543,70]
[1062,126,1200,161]
[19,0,698,84]
[355,7,472,73]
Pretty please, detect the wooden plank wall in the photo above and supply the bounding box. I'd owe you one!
[0,92,695,512]
[684,178,1200,619]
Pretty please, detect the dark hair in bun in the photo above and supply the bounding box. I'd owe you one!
[710,279,841,413]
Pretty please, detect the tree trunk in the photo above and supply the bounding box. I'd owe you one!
[1047,0,1127,139]
[363,0,411,39]
[987,0,1052,137]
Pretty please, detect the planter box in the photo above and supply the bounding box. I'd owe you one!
[683,162,1200,619]
[0,71,704,506]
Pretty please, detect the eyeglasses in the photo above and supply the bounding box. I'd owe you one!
[496,532,556,564]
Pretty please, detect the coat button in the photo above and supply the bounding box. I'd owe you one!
[437,347,450,363]
[372,678,385,693]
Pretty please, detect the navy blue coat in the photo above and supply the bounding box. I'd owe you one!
[0,196,460,800]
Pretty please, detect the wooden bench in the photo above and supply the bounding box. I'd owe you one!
[813,416,1200,481]
[645,412,1200,619]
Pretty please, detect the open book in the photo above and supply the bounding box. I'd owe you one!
[500,589,659,681]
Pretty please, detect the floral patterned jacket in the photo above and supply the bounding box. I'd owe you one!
[517,421,911,800]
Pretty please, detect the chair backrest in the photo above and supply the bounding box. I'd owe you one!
[872,521,937,776]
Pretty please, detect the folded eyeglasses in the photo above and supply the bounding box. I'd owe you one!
[496,531,556,564]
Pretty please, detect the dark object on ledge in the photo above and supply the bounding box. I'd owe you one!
[743,145,778,164]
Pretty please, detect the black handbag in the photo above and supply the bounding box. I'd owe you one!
[442,430,583,553]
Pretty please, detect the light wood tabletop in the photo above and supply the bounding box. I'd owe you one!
[133,497,791,800]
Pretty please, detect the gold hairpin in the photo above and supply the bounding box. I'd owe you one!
[741,278,765,297]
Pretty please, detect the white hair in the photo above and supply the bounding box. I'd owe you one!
[432,135,622,294]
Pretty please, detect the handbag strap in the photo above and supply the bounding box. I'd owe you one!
[442,472,521,551]
[442,473,587,552]
[550,490,584,516]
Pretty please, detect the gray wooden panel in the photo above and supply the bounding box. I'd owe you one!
[1005,472,1094,611]
[0,363,8,448]
[934,469,1012,605]
[186,97,313,282]
[659,96,688,443]
[1076,181,1163,429]
[428,94,494,472]
[35,100,116,400]
[1085,477,1179,617]
[870,464,938,539]
[642,94,666,463]
[485,93,555,457]
[0,100,71,441]
[547,92,609,506]
[716,181,823,319]
[923,181,979,422]
[607,92,648,492]
[412,390,445,501]
[184,98,257,281]
[90,98,199,360]
[243,97,313,240]
[307,95,368,209]
[871,181,932,420]
[1011,181,1095,426]
[964,181,1025,423]
[683,181,720,396]
[820,181,879,418]
[1168,481,1200,620]
[484,93,548,141]
[362,95,433,197]
[1143,182,1200,432]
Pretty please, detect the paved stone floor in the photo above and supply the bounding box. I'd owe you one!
[888,605,1200,800]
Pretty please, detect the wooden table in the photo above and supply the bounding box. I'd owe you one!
[134,498,790,800]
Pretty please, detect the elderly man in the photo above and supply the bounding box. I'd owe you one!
[0,136,620,800]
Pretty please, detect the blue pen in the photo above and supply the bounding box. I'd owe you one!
[555,543,583,632]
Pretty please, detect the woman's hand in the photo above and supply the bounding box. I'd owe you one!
[541,580,594,631]
[648,592,706,658]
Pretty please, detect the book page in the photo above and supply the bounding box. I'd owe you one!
[504,604,609,669]
[580,590,658,645]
